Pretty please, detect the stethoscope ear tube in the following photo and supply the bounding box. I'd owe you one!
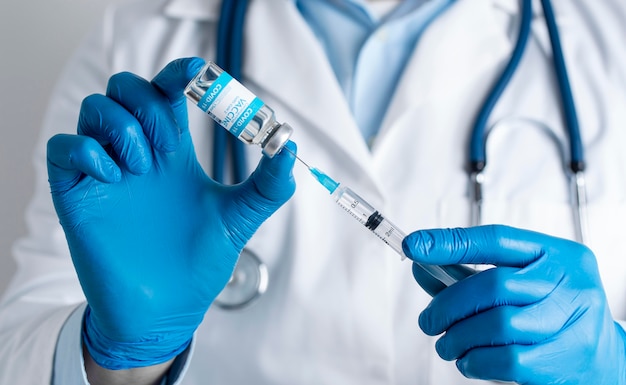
[571,172,589,245]
[542,0,589,243]
[469,171,484,229]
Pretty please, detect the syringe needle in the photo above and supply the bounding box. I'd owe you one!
[281,146,340,193]
[281,145,311,169]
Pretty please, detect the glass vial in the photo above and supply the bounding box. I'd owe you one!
[184,61,293,157]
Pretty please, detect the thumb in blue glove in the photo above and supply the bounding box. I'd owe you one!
[402,225,626,384]
[47,57,296,370]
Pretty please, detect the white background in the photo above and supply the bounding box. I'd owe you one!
[0,0,122,297]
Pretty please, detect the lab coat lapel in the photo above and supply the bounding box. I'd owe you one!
[242,0,374,176]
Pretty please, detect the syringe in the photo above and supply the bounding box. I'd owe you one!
[308,167,408,259]
[283,148,476,296]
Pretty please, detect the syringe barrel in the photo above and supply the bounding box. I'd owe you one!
[332,186,476,296]
[332,187,407,259]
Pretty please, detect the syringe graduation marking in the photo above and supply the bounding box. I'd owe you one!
[338,202,366,223]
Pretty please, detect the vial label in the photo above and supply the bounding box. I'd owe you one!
[196,72,265,137]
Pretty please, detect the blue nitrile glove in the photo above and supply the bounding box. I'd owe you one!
[47,57,296,370]
[402,225,626,384]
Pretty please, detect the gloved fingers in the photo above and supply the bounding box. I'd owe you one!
[78,94,152,175]
[418,258,561,336]
[434,300,567,361]
[106,71,181,153]
[402,225,564,268]
[250,141,297,203]
[47,133,121,189]
[223,141,296,249]
[151,57,206,133]
[454,344,530,383]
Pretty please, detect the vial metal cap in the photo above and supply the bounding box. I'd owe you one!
[261,122,293,157]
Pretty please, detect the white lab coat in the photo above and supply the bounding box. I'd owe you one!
[2,0,626,383]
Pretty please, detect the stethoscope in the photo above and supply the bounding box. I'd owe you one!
[211,0,587,310]
[469,0,588,245]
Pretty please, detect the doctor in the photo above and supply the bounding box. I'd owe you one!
[1,0,626,384]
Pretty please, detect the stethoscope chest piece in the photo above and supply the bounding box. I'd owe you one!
[214,248,268,310]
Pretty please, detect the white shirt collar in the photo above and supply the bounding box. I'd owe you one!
[162,0,296,20]
[161,0,540,22]
[162,0,222,20]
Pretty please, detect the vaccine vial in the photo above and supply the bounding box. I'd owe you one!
[184,61,293,157]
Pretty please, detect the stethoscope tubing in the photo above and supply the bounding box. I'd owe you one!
[540,0,584,172]
[469,0,589,244]
[469,0,533,173]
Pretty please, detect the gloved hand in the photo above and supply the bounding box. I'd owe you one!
[47,57,296,370]
[402,225,626,384]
